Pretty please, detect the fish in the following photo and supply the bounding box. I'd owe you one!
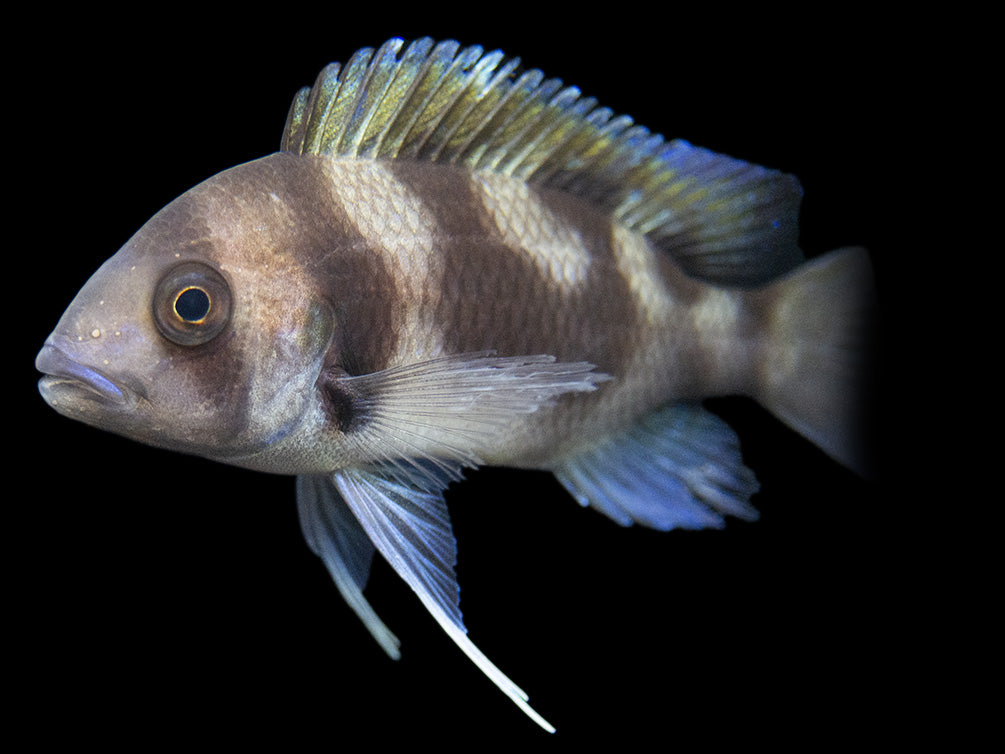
[35,37,874,732]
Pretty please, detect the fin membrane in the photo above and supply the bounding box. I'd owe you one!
[296,474,401,658]
[754,246,876,476]
[332,463,556,732]
[297,462,555,730]
[324,351,609,474]
[553,402,760,530]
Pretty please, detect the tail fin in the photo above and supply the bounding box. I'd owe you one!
[754,247,876,476]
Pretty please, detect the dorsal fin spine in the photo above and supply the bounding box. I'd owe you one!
[469,69,545,172]
[422,49,506,163]
[442,55,523,166]
[370,38,443,159]
[300,62,342,156]
[327,47,380,154]
[399,42,481,160]
[341,40,405,158]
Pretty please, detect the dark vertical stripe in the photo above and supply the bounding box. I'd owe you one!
[388,161,644,380]
[271,155,401,377]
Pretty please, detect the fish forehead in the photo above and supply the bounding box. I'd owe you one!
[157,154,339,260]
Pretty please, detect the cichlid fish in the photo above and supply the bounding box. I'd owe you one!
[35,38,873,731]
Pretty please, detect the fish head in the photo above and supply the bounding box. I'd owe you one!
[37,153,338,466]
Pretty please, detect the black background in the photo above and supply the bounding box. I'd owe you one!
[16,9,893,749]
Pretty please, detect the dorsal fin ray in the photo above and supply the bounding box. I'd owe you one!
[282,37,804,286]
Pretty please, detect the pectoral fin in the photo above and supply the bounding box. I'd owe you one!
[323,351,610,471]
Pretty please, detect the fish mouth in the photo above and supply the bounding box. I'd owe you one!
[36,342,132,408]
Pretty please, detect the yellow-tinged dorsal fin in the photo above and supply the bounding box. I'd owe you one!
[281,38,805,286]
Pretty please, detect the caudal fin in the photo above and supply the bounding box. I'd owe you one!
[754,247,876,476]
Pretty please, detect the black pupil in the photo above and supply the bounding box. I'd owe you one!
[175,287,211,322]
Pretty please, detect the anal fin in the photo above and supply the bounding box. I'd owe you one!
[553,402,760,530]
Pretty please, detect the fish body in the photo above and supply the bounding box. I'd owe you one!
[35,38,873,731]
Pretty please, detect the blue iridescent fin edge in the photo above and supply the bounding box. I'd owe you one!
[553,402,760,531]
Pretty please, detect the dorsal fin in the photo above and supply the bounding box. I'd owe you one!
[281,38,804,286]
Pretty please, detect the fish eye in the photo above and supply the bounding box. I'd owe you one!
[153,262,232,346]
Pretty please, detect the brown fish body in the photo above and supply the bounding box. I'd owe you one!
[36,38,873,731]
[138,151,760,474]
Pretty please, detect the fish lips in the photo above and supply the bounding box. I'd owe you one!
[36,342,135,411]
